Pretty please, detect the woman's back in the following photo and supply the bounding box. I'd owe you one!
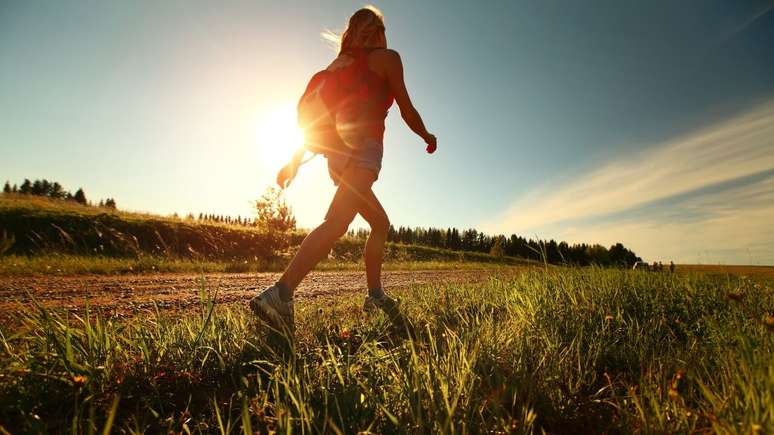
[327,48,395,141]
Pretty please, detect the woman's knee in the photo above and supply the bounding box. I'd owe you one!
[370,213,390,236]
[321,216,352,238]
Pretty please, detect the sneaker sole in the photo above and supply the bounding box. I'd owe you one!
[364,298,402,321]
[250,298,290,332]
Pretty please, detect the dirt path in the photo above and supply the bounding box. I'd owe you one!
[0,269,516,322]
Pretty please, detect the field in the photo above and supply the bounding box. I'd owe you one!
[1,267,773,433]
[677,264,774,279]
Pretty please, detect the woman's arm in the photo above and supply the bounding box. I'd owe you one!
[276,147,306,188]
[382,50,437,153]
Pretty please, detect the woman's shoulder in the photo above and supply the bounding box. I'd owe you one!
[369,48,400,59]
[368,48,401,70]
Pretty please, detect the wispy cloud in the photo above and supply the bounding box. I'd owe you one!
[485,102,774,264]
[715,2,774,44]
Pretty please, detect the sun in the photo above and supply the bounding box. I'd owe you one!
[255,102,304,170]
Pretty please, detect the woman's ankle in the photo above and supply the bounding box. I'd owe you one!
[368,287,385,299]
[276,281,293,302]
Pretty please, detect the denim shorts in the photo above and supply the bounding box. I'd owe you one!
[327,138,383,185]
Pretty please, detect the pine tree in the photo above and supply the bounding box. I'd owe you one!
[40,179,51,196]
[31,179,44,196]
[11,184,18,193]
[2,181,10,194]
[73,188,87,205]
[98,199,104,207]
[19,179,32,194]
[50,182,64,199]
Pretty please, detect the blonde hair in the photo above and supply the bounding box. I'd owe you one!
[322,5,385,54]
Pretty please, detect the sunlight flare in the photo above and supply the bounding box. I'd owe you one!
[254,102,303,170]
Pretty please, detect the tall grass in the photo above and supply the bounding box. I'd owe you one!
[0,194,284,260]
[1,268,772,433]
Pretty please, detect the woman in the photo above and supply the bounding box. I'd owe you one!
[250,6,437,332]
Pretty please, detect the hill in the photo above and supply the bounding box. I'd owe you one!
[0,195,534,274]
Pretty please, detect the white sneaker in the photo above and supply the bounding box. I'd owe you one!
[249,284,294,333]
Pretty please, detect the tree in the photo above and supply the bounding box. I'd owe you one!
[2,181,10,194]
[461,229,478,251]
[254,187,296,233]
[490,236,505,257]
[585,244,610,265]
[31,179,44,196]
[73,188,87,205]
[11,184,18,193]
[104,198,116,209]
[19,179,32,194]
[50,182,64,199]
[40,179,51,196]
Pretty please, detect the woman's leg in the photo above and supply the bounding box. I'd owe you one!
[356,189,389,290]
[277,167,377,291]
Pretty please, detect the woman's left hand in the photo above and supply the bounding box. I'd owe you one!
[277,161,299,189]
[276,149,306,189]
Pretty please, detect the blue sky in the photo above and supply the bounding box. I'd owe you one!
[1,0,773,264]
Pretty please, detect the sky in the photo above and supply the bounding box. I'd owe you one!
[1,0,773,265]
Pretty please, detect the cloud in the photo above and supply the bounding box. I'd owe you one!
[556,174,774,264]
[485,102,774,264]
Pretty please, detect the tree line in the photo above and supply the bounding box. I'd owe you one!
[192,213,257,226]
[344,226,641,267]
[3,178,117,210]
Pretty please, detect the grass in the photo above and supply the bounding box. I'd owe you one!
[1,267,773,433]
[0,194,236,226]
[0,194,284,260]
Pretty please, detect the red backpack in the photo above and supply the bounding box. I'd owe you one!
[297,49,375,158]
